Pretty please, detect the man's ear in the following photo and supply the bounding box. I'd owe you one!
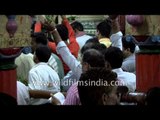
[33,55,39,63]
[102,93,109,105]
[83,62,90,71]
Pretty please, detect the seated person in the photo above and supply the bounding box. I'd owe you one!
[122,35,136,73]
[28,45,60,105]
[78,67,120,105]
[105,47,136,92]
[17,81,65,105]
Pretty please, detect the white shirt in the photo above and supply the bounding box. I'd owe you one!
[122,54,135,73]
[76,35,92,50]
[17,81,30,105]
[112,68,136,92]
[28,62,60,105]
[56,41,82,83]
[110,31,123,50]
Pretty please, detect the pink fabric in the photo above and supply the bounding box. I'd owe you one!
[63,82,81,105]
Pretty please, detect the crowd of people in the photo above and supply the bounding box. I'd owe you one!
[2,15,158,106]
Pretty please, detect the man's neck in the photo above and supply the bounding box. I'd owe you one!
[76,31,86,37]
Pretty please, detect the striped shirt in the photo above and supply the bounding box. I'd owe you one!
[63,82,81,105]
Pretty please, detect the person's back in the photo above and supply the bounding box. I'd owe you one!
[76,35,92,49]
[28,45,60,105]
[105,46,136,92]
[29,63,60,92]
[112,68,136,92]
[96,19,112,48]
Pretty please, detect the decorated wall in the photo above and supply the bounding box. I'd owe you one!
[125,15,160,35]
[0,15,32,48]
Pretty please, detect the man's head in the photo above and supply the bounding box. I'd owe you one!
[122,35,136,58]
[105,47,123,69]
[81,42,106,55]
[81,49,105,73]
[96,19,112,39]
[85,37,100,44]
[33,45,51,63]
[56,24,68,41]
[78,67,120,105]
[31,32,48,53]
[71,21,84,35]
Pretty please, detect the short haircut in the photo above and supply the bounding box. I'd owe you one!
[81,42,106,55]
[85,37,100,44]
[78,67,117,105]
[122,35,136,53]
[105,47,123,69]
[71,21,84,31]
[96,19,112,38]
[82,49,105,68]
[31,32,48,45]
[56,24,68,41]
[35,45,51,62]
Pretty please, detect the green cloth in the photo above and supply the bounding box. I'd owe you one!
[51,54,64,81]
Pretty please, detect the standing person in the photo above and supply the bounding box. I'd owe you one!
[28,45,60,105]
[71,21,92,50]
[47,15,80,75]
[109,15,123,50]
[96,19,112,48]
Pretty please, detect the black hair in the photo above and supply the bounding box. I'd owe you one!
[71,21,84,31]
[0,92,17,106]
[78,67,117,105]
[82,49,105,68]
[56,24,68,41]
[81,42,94,55]
[105,47,123,69]
[96,19,112,38]
[85,37,100,44]
[81,42,106,55]
[31,32,48,45]
[122,35,136,53]
[35,45,51,62]
[146,87,160,105]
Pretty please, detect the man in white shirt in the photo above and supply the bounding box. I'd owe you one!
[17,81,30,105]
[104,46,136,92]
[71,21,92,50]
[121,35,136,73]
[17,81,65,105]
[109,16,123,50]
[28,45,60,105]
